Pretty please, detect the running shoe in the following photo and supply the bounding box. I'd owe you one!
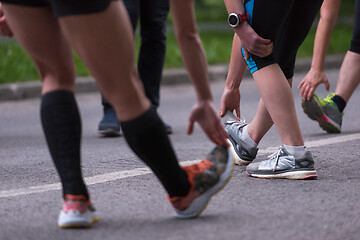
[246,145,317,180]
[98,108,121,137]
[221,110,258,165]
[58,194,99,228]
[168,146,234,219]
[302,93,343,133]
[163,122,173,135]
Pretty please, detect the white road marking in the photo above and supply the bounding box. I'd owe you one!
[1,133,359,198]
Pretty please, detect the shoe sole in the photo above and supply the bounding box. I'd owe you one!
[174,149,235,219]
[58,216,99,228]
[98,129,121,137]
[227,139,253,165]
[246,169,317,180]
[302,98,341,133]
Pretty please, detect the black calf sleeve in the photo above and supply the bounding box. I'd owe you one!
[120,107,190,197]
[40,90,88,199]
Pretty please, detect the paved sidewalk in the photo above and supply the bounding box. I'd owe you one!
[0,55,344,101]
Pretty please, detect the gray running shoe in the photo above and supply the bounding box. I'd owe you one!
[221,110,258,165]
[302,93,343,133]
[246,145,317,180]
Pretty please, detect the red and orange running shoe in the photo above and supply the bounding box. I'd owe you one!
[169,146,234,219]
[58,194,99,228]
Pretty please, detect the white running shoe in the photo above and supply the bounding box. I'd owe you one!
[58,194,99,228]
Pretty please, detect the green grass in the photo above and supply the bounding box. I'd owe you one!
[297,25,353,57]
[0,24,353,83]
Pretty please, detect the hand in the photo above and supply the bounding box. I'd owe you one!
[234,22,273,59]
[298,68,330,100]
[0,3,13,38]
[219,86,241,118]
[187,100,229,147]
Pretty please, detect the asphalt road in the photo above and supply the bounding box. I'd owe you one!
[1,69,359,240]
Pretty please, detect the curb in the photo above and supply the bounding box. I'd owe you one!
[0,55,344,102]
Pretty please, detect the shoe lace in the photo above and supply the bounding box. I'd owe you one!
[228,118,247,130]
[267,147,283,172]
[323,93,337,106]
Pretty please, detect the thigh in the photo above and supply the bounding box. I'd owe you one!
[58,1,150,120]
[2,3,76,93]
[275,0,323,79]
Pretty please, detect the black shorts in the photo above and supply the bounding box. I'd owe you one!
[1,0,113,17]
[243,0,323,79]
[350,0,360,54]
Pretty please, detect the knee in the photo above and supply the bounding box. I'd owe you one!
[35,60,76,92]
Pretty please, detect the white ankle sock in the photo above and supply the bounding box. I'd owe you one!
[243,125,258,149]
[283,144,307,159]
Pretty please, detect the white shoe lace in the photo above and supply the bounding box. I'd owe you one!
[267,147,283,172]
[226,118,246,130]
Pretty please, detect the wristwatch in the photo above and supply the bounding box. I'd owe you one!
[228,13,249,28]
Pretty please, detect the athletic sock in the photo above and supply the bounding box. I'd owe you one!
[332,95,346,112]
[283,144,307,159]
[243,125,258,148]
[120,106,190,197]
[40,90,88,199]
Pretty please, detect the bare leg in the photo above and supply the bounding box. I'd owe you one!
[58,1,150,121]
[248,78,293,143]
[334,51,360,102]
[252,64,304,146]
[2,5,75,94]
[2,5,89,199]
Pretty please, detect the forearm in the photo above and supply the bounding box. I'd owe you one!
[170,0,212,101]
[178,34,212,101]
[226,33,247,90]
[224,0,246,15]
[223,0,249,39]
[311,0,341,71]
[311,20,335,70]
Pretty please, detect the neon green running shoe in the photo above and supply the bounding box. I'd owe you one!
[302,93,343,133]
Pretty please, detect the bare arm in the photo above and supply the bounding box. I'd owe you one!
[219,34,247,118]
[298,0,341,100]
[170,0,229,147]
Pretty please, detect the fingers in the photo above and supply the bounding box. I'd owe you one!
[306,87,315,101]
[243,48,250,61]
[300,84,309,100]
[219,105,225,117]
[205,123,229,147]
[249,39,273,58]
[236,108,240,118]
[187,120,194,135]
[324,79,330,91]
[298,80,304,90]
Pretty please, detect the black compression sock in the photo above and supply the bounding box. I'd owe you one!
[120,107,190,197]
[40,90,88,199]
[332,95,346,112]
